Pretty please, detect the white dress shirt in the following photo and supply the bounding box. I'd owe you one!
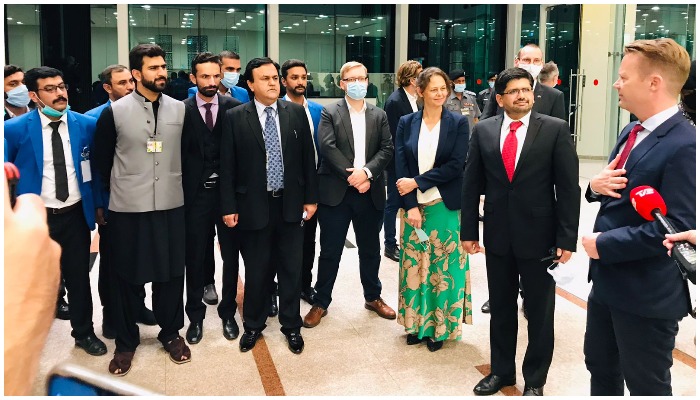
[500,111,532,167]
[283,94,317,166]
[39,111,82,208]
[346,100,373,179]
[403,87,419,113]
[416,120,442,204]
[254,99,284,191]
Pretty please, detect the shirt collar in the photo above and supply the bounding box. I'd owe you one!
[449,91,459,100]
[38,108,69,129]
[254,98,278,118]
[195,92,218,108]
[503,111,532,130]
[134,88,161,103]
[638,105,680,132]
[345,98,367,114]
[403,87,417,102]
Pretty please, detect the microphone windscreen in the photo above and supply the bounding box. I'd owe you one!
[630,185,667,221]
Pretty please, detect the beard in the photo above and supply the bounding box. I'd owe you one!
[290,85,306,96]
[142,76,167,93]
[198,85,218,98]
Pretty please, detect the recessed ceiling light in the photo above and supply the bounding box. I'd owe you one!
[658,25,664,28]
[365,31,369,34]
[651,19,657,22]
[642,13,648,16]
[236,23,241,26]
[241,19,246,22]
[281,30,286,32]
[377,16,383,20]
[293,23,299,26]
[302,19,308,22]
[232,26,237,29]
[376,29,382,32]
[17,21,23,25]
[142,5,151,9]
[228,8,234,13]
[246,16,252,19]
[259,10,264,14]
[355,20,361,24]
[6,17,12,20]
[651,6,660,11]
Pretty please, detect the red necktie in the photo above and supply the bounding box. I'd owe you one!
[615,123,644,169]
[502,120,523,181]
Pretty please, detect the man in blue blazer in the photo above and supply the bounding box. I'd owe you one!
[187,50,250,104]
[4,66,107,356]
[280,59,323,306]
[85,64,134,119]
[581,39,695,396]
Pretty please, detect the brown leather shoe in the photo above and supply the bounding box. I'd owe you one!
[303,305,327,328]
[364,298,396,320]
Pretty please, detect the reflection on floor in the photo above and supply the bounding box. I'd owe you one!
[32,160,696,396]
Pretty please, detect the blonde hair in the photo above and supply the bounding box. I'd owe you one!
[624,38,690,95]
[396,60,422,87]
[339,61,367,79]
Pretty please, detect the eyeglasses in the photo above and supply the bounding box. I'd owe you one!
[37,84,69,94]
[502,88,532,96]
[341,76,368,83]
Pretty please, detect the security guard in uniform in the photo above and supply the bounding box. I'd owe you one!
[477,72,498,112]
[445,69,480,133]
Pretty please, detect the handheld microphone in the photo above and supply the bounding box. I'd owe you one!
[630,185,696,284]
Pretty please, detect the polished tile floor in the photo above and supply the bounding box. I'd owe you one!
[31,160,696,396]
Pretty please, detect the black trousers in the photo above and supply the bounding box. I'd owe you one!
[268,212,318,295]
[185,186,240,323]
[584,294,679,395]
[203,225,216,286]
[98,223,148,330]
[314,189,383,309]
[47,203,93,339]
[239,194,303,333]
[485,249,555,387]
[382,165,400,250]
[113,273,185,352]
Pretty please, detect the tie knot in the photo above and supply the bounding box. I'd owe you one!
[49,121,62,131]
[265,106,275,117]
[509,120,523,132]
[629,123,644,136]
[203,103,213,110]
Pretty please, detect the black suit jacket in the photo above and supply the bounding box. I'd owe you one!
[461,111,580,259]
[384,87,416,143]
[395,108,469,211]
[585,112,695,319]
[317,98,394,210]
[181,94,241,207]
[480,82,567,122]
[219,99,318,230]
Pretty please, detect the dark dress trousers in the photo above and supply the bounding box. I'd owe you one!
[480,82,567,122]
[583,112,695,396]
[383,87,418,250]
[313,98,394,309]
[220,99,318,333]
[460,111,580,387]
[182,94,242,324]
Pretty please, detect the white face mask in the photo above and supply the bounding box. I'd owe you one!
[519,63,543,80]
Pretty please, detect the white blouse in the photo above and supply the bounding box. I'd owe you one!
[416,119,442,204]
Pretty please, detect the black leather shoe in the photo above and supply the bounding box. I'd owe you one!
[102,322,116,340]
[203,284,219,305]
[427,339,443,352]
[473,374,516,396]
[300,287,316,305]
[269,295,279,317]
[136,307,157,326]
[284,331,304,354]
[384,246,400,262]
[478,213,484,221]
[406,334,422,345]
[239,330,263,352]
[56,298,70,320]
[186,321,203,344]
[75,333,107,356]
[523,386,543,396]
[223,318,239,340]
[481,300,491,314]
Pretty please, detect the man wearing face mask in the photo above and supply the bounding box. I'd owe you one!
[446,69,481,133]
[188,50,249,105]
[480,44,567,122]
[5,66,107,357]
[303,61,395,328]
[478,72,498,112]
[4,65,31,120]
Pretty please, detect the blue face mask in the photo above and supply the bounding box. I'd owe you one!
[38,98,70,118]
[6,84,30,107]
[488,81,495,89]
[454,83,466,93]
[346,81,367,100]
[221,72,239,89]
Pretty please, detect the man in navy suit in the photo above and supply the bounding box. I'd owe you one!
[279,58,323,307]
[4,66,107,356]
[581,38,695,396]
[382,60,422,263]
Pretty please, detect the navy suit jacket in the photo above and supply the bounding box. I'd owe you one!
[395,108,469,211]
[586,112,695,319]
[4,109,100,229]
[188,86,250,103]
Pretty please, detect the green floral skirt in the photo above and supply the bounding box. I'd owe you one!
[397,199,472,342]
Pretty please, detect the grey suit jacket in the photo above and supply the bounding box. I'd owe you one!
[317,98,393,209]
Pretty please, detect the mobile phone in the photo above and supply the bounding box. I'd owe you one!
[46,363,160,396]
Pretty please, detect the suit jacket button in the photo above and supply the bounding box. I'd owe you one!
[155,161,159,165]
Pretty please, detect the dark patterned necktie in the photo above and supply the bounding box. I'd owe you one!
[264,107,284,190]
[49,121,69,201]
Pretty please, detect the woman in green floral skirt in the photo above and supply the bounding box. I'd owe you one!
[394,67,472,352]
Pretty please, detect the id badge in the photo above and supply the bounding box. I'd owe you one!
[146,140,163,153]
[461,106,472,117]
[80,160,92,182]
